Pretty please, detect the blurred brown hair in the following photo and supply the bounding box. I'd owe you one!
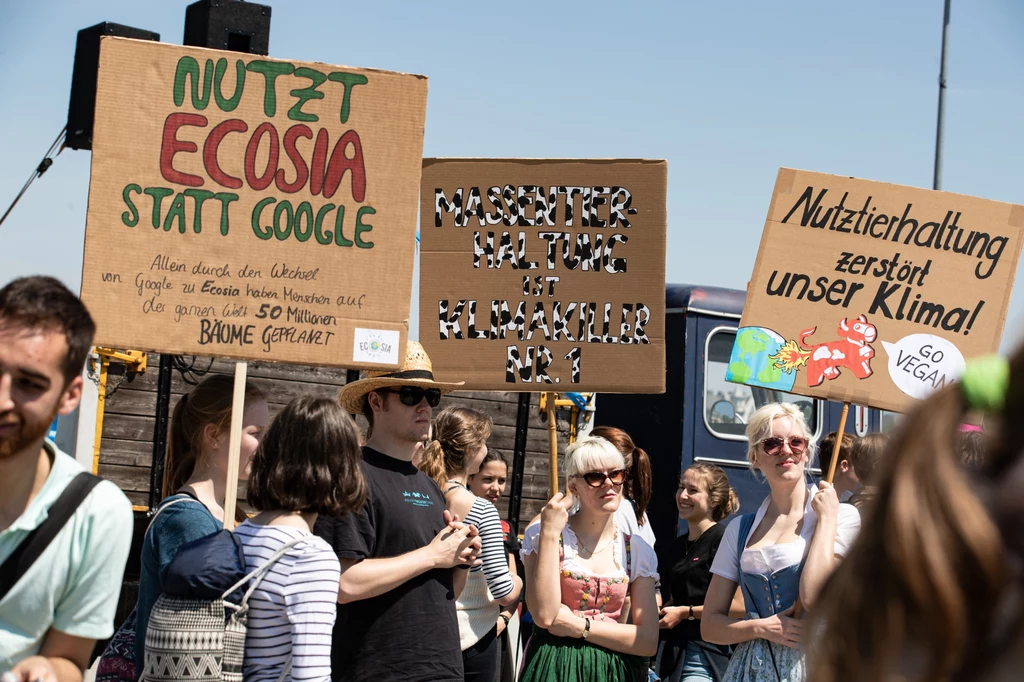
[591,426,652,526]
[683,462,738,522]
[807,348,1024,682]
[418,407,493,489]
[849,432,889,485]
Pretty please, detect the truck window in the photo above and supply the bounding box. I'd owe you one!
[704,327,820,442]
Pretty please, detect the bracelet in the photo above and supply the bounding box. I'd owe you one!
[581,617,591,640]
[499,613,510,626]
[688,606,695,621]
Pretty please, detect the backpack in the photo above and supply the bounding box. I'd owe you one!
[97,495,206,682]
[142,532,303,682]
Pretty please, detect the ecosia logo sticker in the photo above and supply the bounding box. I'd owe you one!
[882,333,966,400]
[353,328,400,364]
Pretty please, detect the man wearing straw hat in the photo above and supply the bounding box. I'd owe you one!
[315,341,482,682]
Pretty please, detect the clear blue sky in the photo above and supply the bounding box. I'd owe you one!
[2,0,1022,351]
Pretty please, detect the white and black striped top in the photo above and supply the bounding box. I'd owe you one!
[464,498,514,599]
[233,521,340,682]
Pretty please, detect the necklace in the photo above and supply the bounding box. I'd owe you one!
[576,529,614,557]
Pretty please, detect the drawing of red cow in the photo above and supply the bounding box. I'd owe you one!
[799,315,877,387]
[771,314,878,387]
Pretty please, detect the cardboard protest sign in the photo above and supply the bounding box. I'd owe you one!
[419,159,667,392]
[728,168,1024,413]
[80,38,427,368]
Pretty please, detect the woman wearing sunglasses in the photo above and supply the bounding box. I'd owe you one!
[520,436,660,682]
[700,403,860,682]
[419,407,523,682]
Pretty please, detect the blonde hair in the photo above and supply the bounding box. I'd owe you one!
[745,402,817,471]
[418,407,492,489]
[563,436,625,490]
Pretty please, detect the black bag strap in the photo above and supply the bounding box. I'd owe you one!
[0,471,102,601]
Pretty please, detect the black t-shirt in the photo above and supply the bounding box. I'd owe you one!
[313,447,463,682]
[665,523,726,642]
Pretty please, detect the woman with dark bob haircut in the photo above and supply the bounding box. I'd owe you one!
[234,396,367,682]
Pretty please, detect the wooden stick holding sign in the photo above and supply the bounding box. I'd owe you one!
[792,400,851,619]
[824,402,850,484]
[221,362,248,530]
[547,393,558,498]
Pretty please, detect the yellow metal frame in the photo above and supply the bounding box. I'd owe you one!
[91,347,147,476]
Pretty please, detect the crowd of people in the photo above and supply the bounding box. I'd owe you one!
[1,273,1022,682]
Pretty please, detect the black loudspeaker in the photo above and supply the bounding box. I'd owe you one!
[66,23,160,150]
[184,0,272,55]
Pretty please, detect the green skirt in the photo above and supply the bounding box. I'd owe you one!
[520,628,647,682]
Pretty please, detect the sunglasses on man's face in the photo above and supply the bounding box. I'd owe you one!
[385,386,442,408]
[760,436,808,456]
[578,469,627,488]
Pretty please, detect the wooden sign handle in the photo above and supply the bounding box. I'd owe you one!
[547,393,558,499]
[222,361,248,530]
[793,400,852,618]
[824,402,850,485]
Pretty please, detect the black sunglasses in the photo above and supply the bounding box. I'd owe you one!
[760,436,808,456]
[578,469,627,488]
[384,386,442,408]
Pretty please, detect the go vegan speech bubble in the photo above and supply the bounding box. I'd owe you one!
[881,334,966,400]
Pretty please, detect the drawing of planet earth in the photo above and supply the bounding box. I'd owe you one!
[726,326,797,391]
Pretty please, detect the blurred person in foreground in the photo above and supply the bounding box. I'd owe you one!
[808,351,1024,682]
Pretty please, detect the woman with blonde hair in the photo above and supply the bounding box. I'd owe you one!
[418,406,522,681]
[700,403,860,681]
[520,436,660,682]
[807,352,1024,682]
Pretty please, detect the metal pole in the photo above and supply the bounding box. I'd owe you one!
[148,354,173,508]
[507,393,531,537]
[933,0,951,191]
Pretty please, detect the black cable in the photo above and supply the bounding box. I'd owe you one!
[172,355,215,385]
[0,127,66,229]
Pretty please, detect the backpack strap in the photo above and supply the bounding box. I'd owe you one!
[223,535,307,608]
[0,471,101,601]
[143,495,204,543]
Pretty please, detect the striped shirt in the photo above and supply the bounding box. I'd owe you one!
[464,497,514,599]
[234,521,340,682]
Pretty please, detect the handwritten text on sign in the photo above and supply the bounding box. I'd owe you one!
[81,38,426,367]
[728,168,1024,413]
[419,160,667,393]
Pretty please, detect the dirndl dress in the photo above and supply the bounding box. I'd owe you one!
[519,528,655,682]
[721,513,805,682]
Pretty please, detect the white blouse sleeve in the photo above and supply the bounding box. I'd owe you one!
[520,521,542,558]
[709,516,742,583]
[627,534,660,583]
[833,504,861,556]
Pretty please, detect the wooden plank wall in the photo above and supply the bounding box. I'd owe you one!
[99,354,569,529]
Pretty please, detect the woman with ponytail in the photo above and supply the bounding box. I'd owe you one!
[418,407,523,681]
[592,426,657,551]
[133,374,267,675]
[807,350,1024,682]
[656,463,741,682]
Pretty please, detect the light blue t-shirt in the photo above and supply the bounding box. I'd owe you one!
[134,493,220,671]
[0,442,133,669]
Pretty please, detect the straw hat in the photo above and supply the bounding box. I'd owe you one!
[339,341,464,414]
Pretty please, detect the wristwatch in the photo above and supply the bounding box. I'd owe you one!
[499,613,510,627]
[688,606,695,621]
[581,618,592,639]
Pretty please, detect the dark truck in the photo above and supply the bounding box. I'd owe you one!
[594,284,887,560]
